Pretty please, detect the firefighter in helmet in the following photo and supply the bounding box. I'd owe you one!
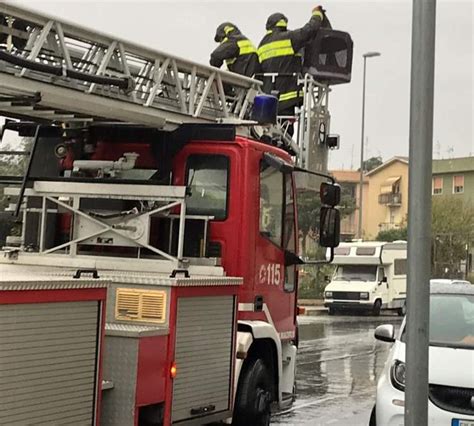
[257,7,326,120]
[210,22,261,78]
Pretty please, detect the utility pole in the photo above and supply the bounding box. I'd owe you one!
[357,52,380,239]
[405,0,437,425]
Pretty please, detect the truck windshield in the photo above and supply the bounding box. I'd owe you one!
[333,265,377,281]
[401,294,474,349]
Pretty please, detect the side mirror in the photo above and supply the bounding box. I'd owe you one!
[381,276,388,283]
[324,275,330,283]
[319,207,340,248]
[320,182,341,207]
[374,324,395,343]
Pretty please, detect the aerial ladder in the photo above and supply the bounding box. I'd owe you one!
[0,2,352,174]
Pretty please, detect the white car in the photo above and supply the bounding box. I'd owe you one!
[371,281,474,426]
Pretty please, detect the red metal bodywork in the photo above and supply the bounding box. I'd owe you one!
[173,136,298,340]
[0,286,107,423]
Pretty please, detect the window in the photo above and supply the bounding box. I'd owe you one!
[394,258,407,276]
[186,155,229,220]
[356,247,376,256]
[333,265,377,281]
[453,175,464,194]
[432,177,443,195]
[378,267,386,282]
[260,162,284,246]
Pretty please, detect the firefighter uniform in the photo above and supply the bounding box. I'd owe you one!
[257,9,324,113]
[210,23,261,78]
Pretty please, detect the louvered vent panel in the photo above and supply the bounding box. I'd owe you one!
[0,301,100,425]
[115,288,166,323]
[172,296,235,422]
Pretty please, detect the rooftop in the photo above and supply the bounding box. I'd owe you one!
[366,156,409,176]
[330,170,368,183]
[432,156,474,175]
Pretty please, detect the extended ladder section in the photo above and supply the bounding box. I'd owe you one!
[0,2,260,129]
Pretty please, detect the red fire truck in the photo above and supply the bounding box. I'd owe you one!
[0,3,352,425]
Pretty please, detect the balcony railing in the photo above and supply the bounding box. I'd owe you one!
[378,192,402,206]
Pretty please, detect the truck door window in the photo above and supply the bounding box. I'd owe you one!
[378,267,386,282]
[186,155,229,220]
[260,163,284,246]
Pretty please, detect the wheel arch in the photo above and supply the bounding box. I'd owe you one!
[237,320,283,404]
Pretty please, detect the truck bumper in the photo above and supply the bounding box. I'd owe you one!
[324,301,373,310]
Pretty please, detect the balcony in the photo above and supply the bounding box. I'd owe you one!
[379,222,402,231]
[378,192,402,206]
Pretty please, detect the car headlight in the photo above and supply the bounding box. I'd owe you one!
[360,292,369,300]
[325,291,333,298]
[390,360,406,391]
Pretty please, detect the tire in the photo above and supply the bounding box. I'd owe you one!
[397,303,407,317]
[328,307,336,315]
[369,405,376,426]
[372,299,382,316]
[233,358,273,426]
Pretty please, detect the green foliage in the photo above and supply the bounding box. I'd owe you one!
[297,186,356,256]
[298,263,335,299]
[432,196,474,278]
[375,227,407,242]
[359,156,383,172]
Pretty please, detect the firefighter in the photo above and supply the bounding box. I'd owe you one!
[257,7,326,121]
[210,22,261,78]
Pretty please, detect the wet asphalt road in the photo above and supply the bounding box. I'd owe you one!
[272,313,403,426]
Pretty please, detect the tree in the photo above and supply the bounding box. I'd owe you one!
[297,186,357,256]
[358,156,383,172]
[375,227,407,242]
[431,197,474,278]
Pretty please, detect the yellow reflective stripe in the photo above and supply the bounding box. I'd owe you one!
[275,19,288,27]
[224,25,235,34]
[257,39,294,62]
[225,58,237,65]
[266,30,273,35]
[237,39,257,55]
[221,37,229,44]
[279,91,300,102]
[312,10,323,19]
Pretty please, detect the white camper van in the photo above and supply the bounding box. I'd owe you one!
[324,241,407,315]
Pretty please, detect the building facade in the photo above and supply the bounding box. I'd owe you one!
[432,157,474,204]
[363,157,409,239]
[330,170,368,241]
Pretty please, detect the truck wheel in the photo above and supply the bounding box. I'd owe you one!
[369,405,376,426]
[397,303,406,317]
[233,358,273,426]
[328,307,336,315]
[372,300,382,316]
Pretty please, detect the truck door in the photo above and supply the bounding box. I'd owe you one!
[255,160,297,338]
[377,266,389,304]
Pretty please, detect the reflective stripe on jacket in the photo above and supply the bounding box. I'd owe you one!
[257,13,323,111]
[210,34,261,78]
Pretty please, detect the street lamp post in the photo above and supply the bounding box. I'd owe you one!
[358,51,381,239]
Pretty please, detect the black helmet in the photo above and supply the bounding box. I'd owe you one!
[214,22,239,42]
[266,12,288,30]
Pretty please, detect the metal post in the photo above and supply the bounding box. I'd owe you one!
[358,52,380,239]
[405,0,437,424]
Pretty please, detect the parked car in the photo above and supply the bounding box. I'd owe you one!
[431,278,472,286]
[370,281,474,425]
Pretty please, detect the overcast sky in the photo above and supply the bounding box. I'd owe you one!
[13,0,474,169]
